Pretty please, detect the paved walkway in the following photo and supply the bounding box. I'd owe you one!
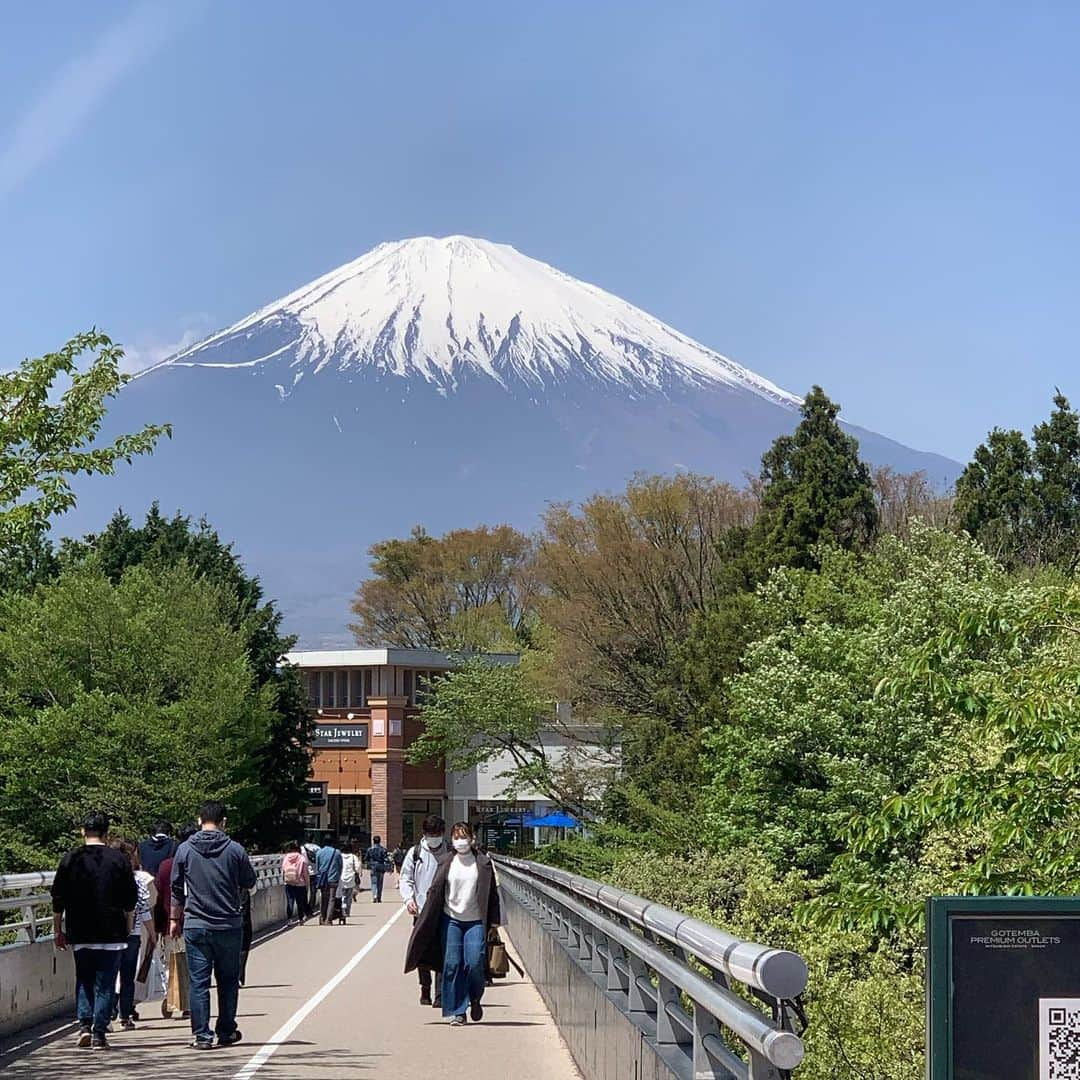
[0,899,580,1079]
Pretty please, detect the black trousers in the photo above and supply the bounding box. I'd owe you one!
[319,885,336,923]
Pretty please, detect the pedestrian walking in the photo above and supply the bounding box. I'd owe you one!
[51,811,138,1050]
[239,887,253,986]
[302,837,320,914]
[109,839,157,1029]
[337,843,360,923]
[399,814,447,1007]
[155,824,195,1018]
[404,822,501,1027]
[366,835,390,903]
[313,836,343,925]
[170,800,256,1050]
[392,844,405,883]
[282,841,310,923]
[138,821,177,877]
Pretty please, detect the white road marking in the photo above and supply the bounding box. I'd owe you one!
[232,905,407,1079]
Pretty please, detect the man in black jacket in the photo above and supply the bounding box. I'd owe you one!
[170,800,256,1050]
[138,820,177,877]
[52,810,138,1050]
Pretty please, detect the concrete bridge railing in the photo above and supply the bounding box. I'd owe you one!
[0,853,287,1038]
[493,855,808,1080]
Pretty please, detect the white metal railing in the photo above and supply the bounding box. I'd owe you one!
[0,854,283,946]
[493,855,808,1080]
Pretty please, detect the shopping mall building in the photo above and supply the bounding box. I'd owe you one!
[283,647,586,850]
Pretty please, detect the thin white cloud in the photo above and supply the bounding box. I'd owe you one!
[120,317,213,375]
[0,4,179,201]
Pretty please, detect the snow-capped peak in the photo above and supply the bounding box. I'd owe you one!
[145,235,800,406]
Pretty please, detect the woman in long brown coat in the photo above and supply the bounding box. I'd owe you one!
[404,822,501,1026]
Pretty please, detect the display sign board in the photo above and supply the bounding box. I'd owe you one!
[312,723,368,748]
[305,781,326,807]
[928,896,1080,1080]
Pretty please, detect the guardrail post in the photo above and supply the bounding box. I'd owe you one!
[607,940,629,994]
[693,1010,740,1080]
[748,1048,784,1080]
[655,975,685,1046]
[626,953,652,1016]
[591,930,608,976]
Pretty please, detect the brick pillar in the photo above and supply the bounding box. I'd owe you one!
[367,696,407,848]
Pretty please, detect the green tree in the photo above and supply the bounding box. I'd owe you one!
[822,573,1080,931]
[1031,390,1080,568]
[408,656,612,817]
[350,524,538,650]
[0,331,168,548]
[954,426,1035,565]
[702,526,1005,876]
[60,505,314,849]
[754,386,878,570]
[0,563,274,869]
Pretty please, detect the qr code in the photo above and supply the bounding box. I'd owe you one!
[1042,998,1080,1079]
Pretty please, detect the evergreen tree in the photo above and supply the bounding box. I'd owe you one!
[754,386,878,569]
[954,427,1035,564]
[1031,390,1080,569]
[61,505,314,849]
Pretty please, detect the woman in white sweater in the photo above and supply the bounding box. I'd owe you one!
[403,822,501,1027]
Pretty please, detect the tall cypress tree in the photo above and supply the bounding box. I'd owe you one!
[754,386,878,569]
[61,505,314,848]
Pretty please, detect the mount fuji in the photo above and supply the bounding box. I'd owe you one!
[68,236,959,645]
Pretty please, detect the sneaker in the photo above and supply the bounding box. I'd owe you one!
[470,1000,484,1023]
[120,1018,136,1030]
[181,1010,191,1020]
[432,993,442,1009]
[90,1036,110,1050]
[77,1028,92,1049]
[131,1009,140,1021]
[191,1038,215,1050]
[419,992,433,1006]
[161,1000,173,1019]
[105,1023,114,1033]
[218,1030,243,1047]
[449,1014,466,1027]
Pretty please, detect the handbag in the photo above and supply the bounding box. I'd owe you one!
[167,946,190,1014]
[486,927,510,978]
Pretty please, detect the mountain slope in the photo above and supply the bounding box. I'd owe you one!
[144,235,800,406]
[66,236,959,646]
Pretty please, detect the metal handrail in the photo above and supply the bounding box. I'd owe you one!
[493,855,807,1080]
[497,855,807,1000]
[0,854,283,945]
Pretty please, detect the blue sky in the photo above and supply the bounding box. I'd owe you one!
[1,2,1077,462]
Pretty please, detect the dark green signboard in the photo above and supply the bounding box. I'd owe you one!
[928,896,1080,1080]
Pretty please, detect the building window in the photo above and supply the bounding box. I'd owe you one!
[323,670,335,708]
[307,671,321,707]
[415,670,430,705]
[349,670,364,707]
[402,798,443,845]
[364,669,373,701]
[403,669,414,704]
[337,670,349,708]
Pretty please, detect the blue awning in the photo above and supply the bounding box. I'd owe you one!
[524,812,578,825]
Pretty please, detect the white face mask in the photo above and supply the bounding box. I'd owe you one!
[422,836,443,850]
[452,838,472,854]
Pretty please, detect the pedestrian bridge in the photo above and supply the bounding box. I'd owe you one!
[0,856,808,1080]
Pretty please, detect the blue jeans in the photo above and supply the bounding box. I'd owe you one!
[74,948,123,1036]
[441,916,485,1018]
[371,870,385,902]
[184,926,243,1042]
[111,934,141,1019]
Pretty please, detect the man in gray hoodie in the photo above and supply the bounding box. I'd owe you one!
[170,800,256,1050]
